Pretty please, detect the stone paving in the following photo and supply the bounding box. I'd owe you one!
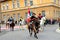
[0,24,60,40]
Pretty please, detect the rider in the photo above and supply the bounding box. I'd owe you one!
[38,13,42,20]
[8,17,14,24]
[29,13,38,39]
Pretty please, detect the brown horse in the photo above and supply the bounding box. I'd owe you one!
[28,18,40,39]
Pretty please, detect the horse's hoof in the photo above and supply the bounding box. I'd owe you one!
[34,35,38,39]
[30,33,32,37]
[35,36,38,39]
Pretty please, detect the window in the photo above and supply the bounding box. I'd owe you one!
[13,14,16,21]
[3,5,5,10]
[1,3,9,10]
[6,4,9,10]
[17,13,20,18]
[42,10,45,17]
[3,15,6,20]
[24,0,27,6]
[54,0,56,3]
[16,0,20,8]
[13,3,15,8]
[3,15,6,23]
[30,0,33,6]
[12,0,15,8]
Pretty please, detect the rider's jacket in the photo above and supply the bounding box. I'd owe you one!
[38,15,42,20]
[30,16,36,22]
[29,16,37,25]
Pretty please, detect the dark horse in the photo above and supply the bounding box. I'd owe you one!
[28,18,40,39]
[6,20,15,31]
[10,20,15,31]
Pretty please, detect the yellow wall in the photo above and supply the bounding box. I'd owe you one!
[1,0,60,11]
[1,6,60,21]
[0,0,60,21]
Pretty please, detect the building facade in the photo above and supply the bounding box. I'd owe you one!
[0,0,60,22]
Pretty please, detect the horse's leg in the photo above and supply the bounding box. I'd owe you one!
[6,23,8,29]
[28,25,33,36]
[36,26,40,33]
[30,29,33,36]
[8,24,10,29]
[33,26,38,39]
[12,27,14,31]
[28,25,30,33]
[33,25,37,33]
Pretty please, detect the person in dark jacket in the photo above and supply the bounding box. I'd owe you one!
[10,21,15,31]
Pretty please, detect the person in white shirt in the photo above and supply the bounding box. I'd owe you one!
[40,16,46,31]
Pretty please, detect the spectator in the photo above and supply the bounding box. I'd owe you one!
[58,17,60,29]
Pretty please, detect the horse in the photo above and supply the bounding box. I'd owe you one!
[28,18,40,39]
[9,20,15,31]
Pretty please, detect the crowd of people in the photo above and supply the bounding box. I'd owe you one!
[4,13,46,39]
[0,12,60,39]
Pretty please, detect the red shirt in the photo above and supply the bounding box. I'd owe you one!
[38,15,42,20]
